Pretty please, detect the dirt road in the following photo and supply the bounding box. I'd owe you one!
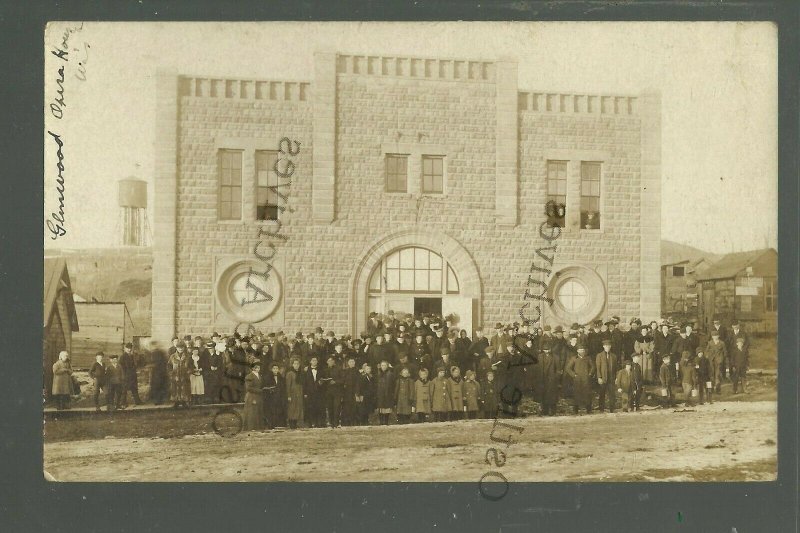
[44,400,776,482]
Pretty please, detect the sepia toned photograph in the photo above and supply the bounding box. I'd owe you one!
[42,21,778,485]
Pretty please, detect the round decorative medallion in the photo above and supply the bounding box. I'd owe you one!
[215,260,282,323]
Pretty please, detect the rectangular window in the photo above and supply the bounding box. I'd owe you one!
[218,149,243,220]
[580,161,601,229]
[546,160,567,228]
[672,266,685,277]
[256,150,280,221]
[765,279,777,312]
[385,155,408,193]
[421,156,444,194]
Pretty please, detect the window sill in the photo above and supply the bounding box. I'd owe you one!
[218,219,246,225]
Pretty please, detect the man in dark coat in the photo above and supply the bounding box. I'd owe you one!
[653,324,674,363]
[303,356,326,428]
[368,335,392,370]
[119,343,142,406]
[537,342,563,416]
[375,361,396,425]
[105,354,124,412]
[467,329,490,374]
[323,356,345,427]
[357,364,377,425]
[565,344,595,414]
[263,362,287,428]
[89,351,107,412]
[205,342,223,403]
[341,357,361,426]
[595,338,618,413]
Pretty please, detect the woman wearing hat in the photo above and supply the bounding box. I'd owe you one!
[167,343,191,408]
[242,362,265,431]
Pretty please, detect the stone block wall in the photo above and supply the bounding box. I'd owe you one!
[153,53,661,339]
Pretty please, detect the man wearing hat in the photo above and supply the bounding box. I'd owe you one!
[596,338,619,413]
[105,354,125,412]
[367,312,385,338]
[119,342,142,406]
[205,341,223,404]
[727,321,750,359]
[490,323,511,358]
[706,329,728,394]
[536,341,563,416]
[430,326,449,364]
[710,318,728,345]
[653,323,674,368]
[565,343,595,414]
[586,320,603,358]
[368,333,393,370]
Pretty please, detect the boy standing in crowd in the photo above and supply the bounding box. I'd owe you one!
[89,351,106,413]
[659,354,674,408]
[680,350,697,407]
[615,358,634,412]
[105,354,124,412]
[730,337,750,394]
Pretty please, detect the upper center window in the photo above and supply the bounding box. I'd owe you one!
[422,156,444,194]
[369,246,460,294]
[580,161,601,230]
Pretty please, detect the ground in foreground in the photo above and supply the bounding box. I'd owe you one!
[44,400,776,482]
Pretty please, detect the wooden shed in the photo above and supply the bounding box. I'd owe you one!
[71,301,135,369]
[696,248,778,334]
[44,257,79,399]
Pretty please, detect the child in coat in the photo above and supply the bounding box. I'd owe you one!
[462,370,481,419]
[479,370,499,418]
[680,351,697,407]
[659,354,674,407]
[414,368,432,422]
[614,359,633,412]
[448,366,465,421]
[430,368,451,422]
[394,367,415,424]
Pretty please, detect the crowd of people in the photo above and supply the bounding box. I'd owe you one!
[50,312,753,430]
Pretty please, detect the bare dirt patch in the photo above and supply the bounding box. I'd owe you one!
[44,400,777,482]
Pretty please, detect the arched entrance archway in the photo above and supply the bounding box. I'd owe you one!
[349,229,482,336]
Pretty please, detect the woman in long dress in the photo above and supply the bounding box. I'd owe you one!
[168,344,191,408]
[188,349,205,405]
[242,362,265,431]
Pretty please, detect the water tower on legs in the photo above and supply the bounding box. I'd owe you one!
[118,178,150,246]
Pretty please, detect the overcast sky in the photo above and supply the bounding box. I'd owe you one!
[43,21,777,254]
